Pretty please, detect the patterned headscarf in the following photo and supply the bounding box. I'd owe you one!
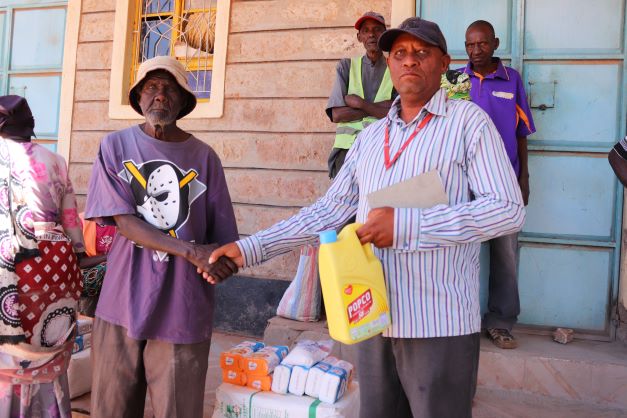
[0,95,35,140]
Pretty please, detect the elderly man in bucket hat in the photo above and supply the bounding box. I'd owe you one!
[84,56,239,417]
[206,17,524,418]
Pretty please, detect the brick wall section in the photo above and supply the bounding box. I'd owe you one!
[68,0,391,280]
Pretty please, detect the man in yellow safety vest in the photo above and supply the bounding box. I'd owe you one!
[326,11,396,178]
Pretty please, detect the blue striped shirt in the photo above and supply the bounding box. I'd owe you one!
[237,88,525,338]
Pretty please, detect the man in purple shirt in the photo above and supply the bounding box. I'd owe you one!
[461,20,536,349]
[85,56,239,417]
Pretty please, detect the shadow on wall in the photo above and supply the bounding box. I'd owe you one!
[214,275,291,337]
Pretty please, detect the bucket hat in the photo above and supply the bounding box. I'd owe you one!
[129,56,197,119]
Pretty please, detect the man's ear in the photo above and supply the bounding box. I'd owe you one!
[494,37,500,51]
[356,31,363,43]
[441,53,452,73]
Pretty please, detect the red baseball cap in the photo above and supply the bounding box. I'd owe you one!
[354,11,386,30]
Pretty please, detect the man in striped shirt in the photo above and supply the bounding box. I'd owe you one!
[205,17,525,418]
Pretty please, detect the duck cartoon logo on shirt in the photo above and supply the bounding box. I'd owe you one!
[118,159,206,261]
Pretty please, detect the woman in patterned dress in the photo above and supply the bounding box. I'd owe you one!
[0,95,84,417]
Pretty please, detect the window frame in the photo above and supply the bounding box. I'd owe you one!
[109,0,230,119]
[0,1,68,151]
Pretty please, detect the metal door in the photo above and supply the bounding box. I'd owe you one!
[417,0,625,339]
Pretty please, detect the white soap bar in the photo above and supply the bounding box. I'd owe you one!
[282,339,334,368]
[271,364,292,394]
[304,356,339,398]
[318,360,354,404]
[287,365,309,396]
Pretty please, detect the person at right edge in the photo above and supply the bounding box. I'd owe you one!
[461,20,536,349]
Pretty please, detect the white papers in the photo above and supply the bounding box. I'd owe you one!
[366,169,448,209]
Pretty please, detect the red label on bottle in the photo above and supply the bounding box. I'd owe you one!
[347,289,373,324]
[344,285,353,295]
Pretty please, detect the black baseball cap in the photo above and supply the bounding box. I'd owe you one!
[378,17,447,54]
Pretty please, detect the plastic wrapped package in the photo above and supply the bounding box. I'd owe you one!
[240,345,288,376]
[68,348,92,399]
[222,369,247,386]
[220,341,264,370]
[282,340,334,368]
[318,361,354,404]
[305,356,339,398]
[271,364,293,394]
[212,382,360,418]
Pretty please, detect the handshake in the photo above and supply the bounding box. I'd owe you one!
[190,207,395,284]
[190,242,244,284]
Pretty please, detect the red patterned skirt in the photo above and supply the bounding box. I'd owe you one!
[14,240,82,346]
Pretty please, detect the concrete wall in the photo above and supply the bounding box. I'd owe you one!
[67,0,391,281]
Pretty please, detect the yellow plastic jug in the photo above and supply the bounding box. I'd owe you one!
[318,223,391,344]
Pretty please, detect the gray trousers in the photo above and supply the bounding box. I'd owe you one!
[483,232,520,331]
[90,318,211,418]
[357,333,480,418]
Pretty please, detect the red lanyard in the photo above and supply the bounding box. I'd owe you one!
[384,112,434,170]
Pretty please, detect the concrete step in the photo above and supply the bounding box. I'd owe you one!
[473,387,627,418]
[478,331,627,411]
[263,316,627,413]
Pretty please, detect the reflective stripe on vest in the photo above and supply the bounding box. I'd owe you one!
[333,56,393,150]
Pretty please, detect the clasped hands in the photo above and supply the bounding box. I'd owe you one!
[197,207,394,284]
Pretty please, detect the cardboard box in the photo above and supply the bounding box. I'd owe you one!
[212,382,360,418]
[68,348,92,399]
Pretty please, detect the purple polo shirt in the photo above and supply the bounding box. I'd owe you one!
[85,126,238,344]
[459,59,536,176]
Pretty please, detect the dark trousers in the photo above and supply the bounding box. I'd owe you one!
[90,318,212,418]
[328,147,349,179]
[483,232,520,331]
[357,333,480,418]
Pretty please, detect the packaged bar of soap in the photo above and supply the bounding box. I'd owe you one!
[318,360,354,404]
[76,316,93,336]
[72,333,92,354]
[282,340,334,368]
[247,374,272,391]
[240,345,288,376]
[304,356,339,398]
[287,365,309,396]
[222,369,247,386]
[220,341,264,370]
[271,364,293,394]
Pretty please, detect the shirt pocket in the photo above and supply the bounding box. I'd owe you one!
[491,90,514,100]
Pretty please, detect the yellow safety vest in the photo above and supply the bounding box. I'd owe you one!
[333,56,393,150]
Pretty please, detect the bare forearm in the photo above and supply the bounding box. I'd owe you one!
[360,100,393,119]
[79,254,107,269]
[113,214,192,259]
[517,137,529,177]
[331,107,367,123]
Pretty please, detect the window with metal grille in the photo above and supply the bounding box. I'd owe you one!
[131,0,217,101]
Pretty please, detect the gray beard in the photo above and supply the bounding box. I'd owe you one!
[145,111,177,128]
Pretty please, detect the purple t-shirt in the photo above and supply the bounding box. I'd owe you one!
[85,125,238,344]
[460,59,536,176]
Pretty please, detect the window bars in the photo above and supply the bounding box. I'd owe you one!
[131,0,216,100]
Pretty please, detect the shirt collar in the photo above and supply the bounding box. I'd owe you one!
[388,88,448,126]
[362,53,385,68]
[463,58,510,81]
